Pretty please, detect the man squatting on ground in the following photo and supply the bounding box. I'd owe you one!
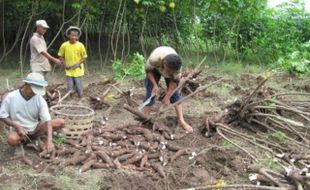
[0,73,65,153]
[30,20,62,79]
[143,46,193,133]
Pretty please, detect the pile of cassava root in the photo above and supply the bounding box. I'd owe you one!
[24,123,195,177]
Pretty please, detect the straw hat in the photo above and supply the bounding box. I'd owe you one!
[65,26,82,37]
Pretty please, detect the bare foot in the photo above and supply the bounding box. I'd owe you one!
[179,121,193,133]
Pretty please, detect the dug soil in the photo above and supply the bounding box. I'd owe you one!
[0,71,309,190]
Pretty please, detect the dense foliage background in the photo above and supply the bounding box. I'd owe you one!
[0,0,309,74]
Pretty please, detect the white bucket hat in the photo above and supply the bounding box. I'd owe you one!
[23,73,48,96]
[65,26,82,37]
[36,20,50,29]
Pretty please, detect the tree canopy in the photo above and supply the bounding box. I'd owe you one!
[0,0,309,73]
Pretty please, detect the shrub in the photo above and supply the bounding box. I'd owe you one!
[112,52,145,80]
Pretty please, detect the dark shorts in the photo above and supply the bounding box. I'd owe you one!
[9,122,45,140]
[67,76,83,97]
[144,69,181,106]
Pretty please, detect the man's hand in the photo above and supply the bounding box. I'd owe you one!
[71,63,80,69]
[41,51,62,65]
[1,118,28,137]
[181,69,192,78]
[46,141,55,153]
[152,85,160,96]
[16,125,28,137]
[64,64,71,69]
[59,57,65,65]
[162,96,170,107]
[54,58,62,65]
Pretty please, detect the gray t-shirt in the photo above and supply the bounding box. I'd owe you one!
[30,32,51,72]
[145,46,181,81]
[0,89,51,132]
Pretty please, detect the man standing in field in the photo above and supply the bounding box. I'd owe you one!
[0,73,65,153]
[143,46,193,133]
[30,20,61,79]
[58,26,87,98]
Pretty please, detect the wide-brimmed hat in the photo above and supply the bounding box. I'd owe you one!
[22,73,48,96]
[65,26,82,37]
[36,20,49,29]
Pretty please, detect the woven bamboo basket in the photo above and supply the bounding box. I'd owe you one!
[50,104,95,140]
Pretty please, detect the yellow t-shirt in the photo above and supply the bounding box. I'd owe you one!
[58,41,87,77]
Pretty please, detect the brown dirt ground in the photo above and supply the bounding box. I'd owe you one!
[0,70,309,190]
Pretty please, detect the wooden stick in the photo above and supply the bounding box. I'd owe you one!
[248,165,285,187]
[272,92,310,97]
[217,123,273,153]
[158,78,224,114]
[102,86,112,97]
[216,127,257,161]
[240,77,269,117]
[180,184,294,190]
[57,90,71,104]
[252,118,309,148]
[262,99,310,116]
[6,79,10,90]
[107,83,124,94]
[123,104,150,121]
[250,113,305,128]
[47,83,64,92]
[267,117,308,142]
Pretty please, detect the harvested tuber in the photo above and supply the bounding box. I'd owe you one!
[140,154,148,168]
[113,158,122,169]
[151,163,165,177]
[124,153,143,165]
[22,156,33,166]
[170,148,189,162]
[95,151,113,165]
[80,159,96,172]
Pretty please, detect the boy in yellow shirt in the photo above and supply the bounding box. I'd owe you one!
[58,26,87,98]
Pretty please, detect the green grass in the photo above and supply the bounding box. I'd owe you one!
[57,175,75,189]
[53,135,65,145]
[220,140,234,149]
[0,70,22,91]
[257,153,282,170]
[0,71,35,92]
[207,61,265,77]
[184,97,221,116]
[271,130,288,145]
[2,163,105,190]
[209,84,231,97]
[55,169,104,190]
[1,165,41,189]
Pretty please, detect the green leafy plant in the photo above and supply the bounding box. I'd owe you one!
[221,140,233,149]
[53,135,65,145]
[277,41,310,74]
[112,52,145,80]
[258,157,279,169]
[112,59,124,80]
[271,130,288,144]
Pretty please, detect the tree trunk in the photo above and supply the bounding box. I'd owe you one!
[98,13,106,68]
[111,0,123,60]
[140,8,148,58]
[19,3,35,77]
[0,24,23,64]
